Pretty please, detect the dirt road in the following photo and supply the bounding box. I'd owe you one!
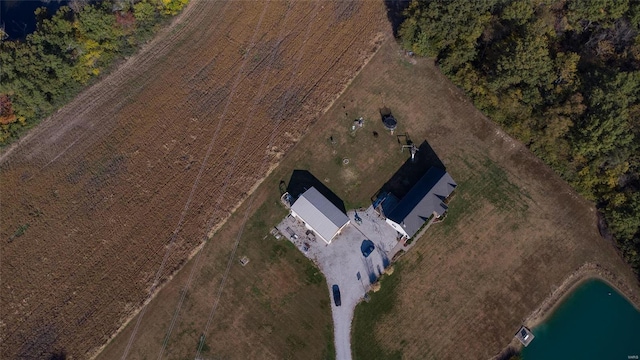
[0,1,387,358]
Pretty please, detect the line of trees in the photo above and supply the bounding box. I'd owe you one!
[399,0,640,275]
[0,0,188,144]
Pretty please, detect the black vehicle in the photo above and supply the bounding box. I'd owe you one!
[332,284,341,306]
[361,239,375,258]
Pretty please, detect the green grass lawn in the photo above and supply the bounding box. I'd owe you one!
[442,155,529,234]
[352,263,403,360]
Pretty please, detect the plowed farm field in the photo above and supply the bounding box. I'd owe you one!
[0,1,387,358]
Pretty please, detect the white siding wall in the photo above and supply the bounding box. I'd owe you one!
[385,218,408,237]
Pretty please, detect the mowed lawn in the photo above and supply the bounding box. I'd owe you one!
[341,41,640,359]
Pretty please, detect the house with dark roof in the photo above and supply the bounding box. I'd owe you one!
[377,167,456,239]
[290,187,350,244]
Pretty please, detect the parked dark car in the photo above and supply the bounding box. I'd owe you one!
[332,285,341,306]
[361,239,375,258]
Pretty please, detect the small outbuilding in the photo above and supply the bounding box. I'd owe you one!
[515,326,535,346]
[290,187,350,244]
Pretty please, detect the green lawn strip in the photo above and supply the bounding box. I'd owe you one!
[322,323,336,360]
[352,264,404,360]
[443,156,529,234]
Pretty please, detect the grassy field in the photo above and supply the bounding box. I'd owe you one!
[97,32,640,360]
[351,264,403,360]
[96,182,338,359]
[343,40,640,359]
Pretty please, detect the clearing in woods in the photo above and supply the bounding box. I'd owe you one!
[344,40,640,359]
[0,1,388,358]
[97,39,640,360]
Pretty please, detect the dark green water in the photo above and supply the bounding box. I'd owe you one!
[1,0,68,40]
[522,279,640,360]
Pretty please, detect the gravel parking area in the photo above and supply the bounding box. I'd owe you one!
[348,206,401,261]
[276,205,399,360]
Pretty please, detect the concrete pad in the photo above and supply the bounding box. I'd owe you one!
[348,206,401,261]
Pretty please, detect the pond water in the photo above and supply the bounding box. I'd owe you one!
[522,279,640,360]
[1,0,68,40]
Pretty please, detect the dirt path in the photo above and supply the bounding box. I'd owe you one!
[0,1,388,358]
[0,0,206,164]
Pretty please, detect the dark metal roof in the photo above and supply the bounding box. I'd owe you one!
[379,192,399,216]
[385,167,456,238]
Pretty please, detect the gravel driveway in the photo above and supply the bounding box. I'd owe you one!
[277,206,400,360]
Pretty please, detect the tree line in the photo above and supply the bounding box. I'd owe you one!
[399,0,640,275]
[0,0,188,144]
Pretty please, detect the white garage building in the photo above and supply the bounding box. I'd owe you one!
[290,187,350,244]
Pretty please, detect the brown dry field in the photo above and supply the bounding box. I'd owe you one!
[0,1,388,358]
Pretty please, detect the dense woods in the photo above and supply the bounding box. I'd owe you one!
[399,0,640,275]
[0,0,188,144]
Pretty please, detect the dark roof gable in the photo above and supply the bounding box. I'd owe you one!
[386,167,456,237]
